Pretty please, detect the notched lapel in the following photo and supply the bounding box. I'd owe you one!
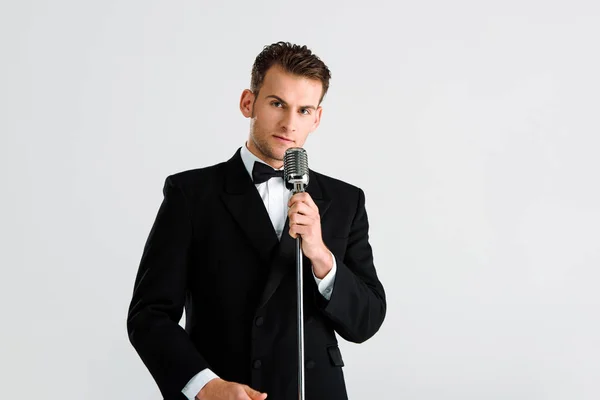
[258,217,294,308]
[219,149,279,263]
[306,170,331,220]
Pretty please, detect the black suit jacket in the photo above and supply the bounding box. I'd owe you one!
[127,148,386,400]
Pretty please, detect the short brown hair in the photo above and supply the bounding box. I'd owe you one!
[250,41,331,104]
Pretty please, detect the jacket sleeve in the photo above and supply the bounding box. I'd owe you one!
[317,188,387,343]
[126,176,208,398]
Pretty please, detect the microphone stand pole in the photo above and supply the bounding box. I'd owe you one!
[294,182,306,400]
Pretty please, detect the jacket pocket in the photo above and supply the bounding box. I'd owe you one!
[327,345,345,367]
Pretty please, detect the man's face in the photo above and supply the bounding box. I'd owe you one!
[240,65,323,168]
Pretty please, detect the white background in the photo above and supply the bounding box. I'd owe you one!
[1,1,599,399]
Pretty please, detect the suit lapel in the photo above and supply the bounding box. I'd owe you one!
[219,149,279,263]
[258,170,332,308]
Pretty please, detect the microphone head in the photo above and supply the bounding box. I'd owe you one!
[284,147,309,191]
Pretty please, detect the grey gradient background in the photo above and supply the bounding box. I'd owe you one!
[1,1,599,399]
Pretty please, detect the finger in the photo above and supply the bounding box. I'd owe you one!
[243,385,268,399]
[300,193,318,210]
[289,224,311,238]
[289,213,313,227]
[288,193,318,211]
[288,201,316,217]
[236,386,252,400]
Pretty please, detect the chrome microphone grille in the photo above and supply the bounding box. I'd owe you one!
[284,147,309,190]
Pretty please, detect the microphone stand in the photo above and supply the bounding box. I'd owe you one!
[284,147,310,400]
[294,181,306,400]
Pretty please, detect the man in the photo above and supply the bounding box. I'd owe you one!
[127,41,386,400]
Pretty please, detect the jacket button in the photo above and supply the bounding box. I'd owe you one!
[255,316,264,327]
[253,359,262,369]
[306,360,316,369]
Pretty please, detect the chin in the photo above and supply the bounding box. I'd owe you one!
[272,151,285,162]
[259,145,283,162]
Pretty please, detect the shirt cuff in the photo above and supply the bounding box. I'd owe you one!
[312,251,337,300]
[182,368,219,400]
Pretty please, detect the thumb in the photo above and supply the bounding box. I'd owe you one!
[242,385,268,399]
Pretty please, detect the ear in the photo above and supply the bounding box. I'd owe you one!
[310,106,323,133]
[239,89,255,118]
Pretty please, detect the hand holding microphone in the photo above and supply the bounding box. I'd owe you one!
[284,148,333,279]
[287,192,332,278]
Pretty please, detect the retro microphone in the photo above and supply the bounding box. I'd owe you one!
[283,147,309,400]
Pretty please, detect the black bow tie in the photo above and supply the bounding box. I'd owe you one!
[252,161,284,184]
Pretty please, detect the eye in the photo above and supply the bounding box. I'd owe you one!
[271,101,283,108]
[300,108,311,115]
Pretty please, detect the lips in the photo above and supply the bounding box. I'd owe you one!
[274,135,294,143]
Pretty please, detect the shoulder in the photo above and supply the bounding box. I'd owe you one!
[163,148,242,192]
[162,160,228,197]
[311,169,363,197]
[310,170,368,214]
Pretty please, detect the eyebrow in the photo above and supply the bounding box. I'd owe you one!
[266,95,317,111]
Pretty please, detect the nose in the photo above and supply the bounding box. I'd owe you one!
[279,110,297,133]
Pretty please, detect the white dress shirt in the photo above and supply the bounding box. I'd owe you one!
[182,143,337,399]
